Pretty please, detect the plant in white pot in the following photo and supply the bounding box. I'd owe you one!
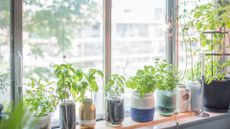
[54,64,79,129]
[155,59,179,116]
[75,68,103,129]
[24,78,58,129]
[126,66,157,122]
[105,74,126,126]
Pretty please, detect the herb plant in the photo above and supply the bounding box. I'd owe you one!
[154,59,179,91]
[180,0,230,83]
[105,74,126,97]
[54,64,104,102]
[126,66,157,97]
[24,78,58,117]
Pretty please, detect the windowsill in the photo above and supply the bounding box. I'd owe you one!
[90,111,230,129]
[51,111,230,129]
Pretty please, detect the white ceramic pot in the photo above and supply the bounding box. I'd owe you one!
[130,92,155,122]
[36,115,51,129]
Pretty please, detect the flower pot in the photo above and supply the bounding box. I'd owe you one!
[186,82,202,112]
[79,98,96,129]
[204,79,230,112]
[36,115,51,129]
[105,95,124,126]
[59,101,76,129]
[176,85,191,113]
[130,92,154,122]
[156,89,176,116]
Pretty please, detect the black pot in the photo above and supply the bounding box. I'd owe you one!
[105,96,124,126]
[203,79,230,112]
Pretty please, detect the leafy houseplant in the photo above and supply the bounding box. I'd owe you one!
[77,68,103,129]
[54,64,78,129]
[24,78,58,129]
[105,74,126,126]
[0,102,38,129]
[155,59,179,116]
[126,66,157,122]
[181,1,230,112]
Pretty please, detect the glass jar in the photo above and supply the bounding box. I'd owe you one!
[79,99,96,129]
[105,95,124,126]
[156,89,176,116]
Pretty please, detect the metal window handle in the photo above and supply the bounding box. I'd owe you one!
[16,51,23,98]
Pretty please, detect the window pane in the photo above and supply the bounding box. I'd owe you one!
[0,0,11,111]
[112,0,166,77]
[23,0,103,125]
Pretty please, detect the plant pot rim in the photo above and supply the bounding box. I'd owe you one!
[60,100,75,105]
[132,91,153,96]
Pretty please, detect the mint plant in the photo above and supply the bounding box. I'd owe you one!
[24,78,58,117]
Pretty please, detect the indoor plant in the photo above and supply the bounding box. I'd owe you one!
[54,64,78,129]
[126,66,156,122]
[105,74,125,126]
[155,59,179,116]
[181,1,230,112]
[76,68,103,129]
[24,78,58,129]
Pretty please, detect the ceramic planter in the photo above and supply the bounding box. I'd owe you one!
[204,79,230,112]
[36,115,51,129]
[186,82,202,112]
[177,85,191,113]
[130,92,154,122]
[105,95,124,126]
[79,98,96,129]
[156,89,176,116]
[59,101,76,129]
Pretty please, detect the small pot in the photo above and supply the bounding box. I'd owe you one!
[105,95,124,126]
[130,92,154,122]
[156,89,176,116]
[204,79,230,112]
[79,98,96,129]
[59,101,76,129]
[36,115,51,129]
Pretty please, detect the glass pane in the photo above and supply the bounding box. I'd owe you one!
[0,0,11,111]
[111,0,166,110]
[23,0,103,125]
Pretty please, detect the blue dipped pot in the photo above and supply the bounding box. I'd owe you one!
[130,92,155,122]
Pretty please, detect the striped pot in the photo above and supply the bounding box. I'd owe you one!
[130,92,155,122]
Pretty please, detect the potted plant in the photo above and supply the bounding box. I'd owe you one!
[54,64,78,129]
[105,74,125,126]
[126,66,156,122]
[24,78,58,129]
[182,1,230,112]
[155,59,179,116]
[76,68,103,129]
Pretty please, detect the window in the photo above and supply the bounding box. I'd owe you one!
[0,0,11,110]
[23,0,103,125]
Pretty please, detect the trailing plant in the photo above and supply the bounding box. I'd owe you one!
[126,65,157,97]
[24,78,58,117]
[105,74,126,97]
[180,0,230,83]
[54,64,104,102]
[155,59,179,91]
